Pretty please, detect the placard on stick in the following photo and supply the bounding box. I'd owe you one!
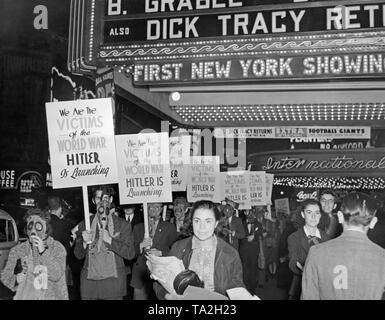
[221,171,251,210]
[275,198,290,216]
[170,135,191,192]
[187,156,221,203]
[249,171,267,206]
[265,173,274,206]
[115,132,172,238]
[45,98,118,230]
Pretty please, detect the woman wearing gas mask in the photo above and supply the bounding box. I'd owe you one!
[0,208,68,300]
[74,186,135,300]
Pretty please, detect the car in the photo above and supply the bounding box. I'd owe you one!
[0,209,19,271]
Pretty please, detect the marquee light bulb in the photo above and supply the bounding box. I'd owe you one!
[171,92,181,102]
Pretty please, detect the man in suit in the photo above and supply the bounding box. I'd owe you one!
[239,209,263,294]
[130,202,178,300]
[319,189,342,239]
[120,205,143,227]
[119,205,143,299]
[47,194,73,255]
[222,203,246,251]
[302,192,385,300]
[172,197,193,240]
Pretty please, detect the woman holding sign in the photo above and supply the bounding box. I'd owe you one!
[153,200,245,299]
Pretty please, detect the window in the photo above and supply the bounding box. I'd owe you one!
[0,219,15,243]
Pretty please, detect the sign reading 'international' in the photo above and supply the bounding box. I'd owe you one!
[249,149,385,176]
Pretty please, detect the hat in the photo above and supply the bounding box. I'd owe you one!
[224,198,239,210]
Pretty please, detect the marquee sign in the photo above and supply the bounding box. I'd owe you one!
[68,0,385,82]
[104,1,385,42]
[249,148,385,176]
[106,0,346,16]
[132,52,385,84]
[214,126,371,139]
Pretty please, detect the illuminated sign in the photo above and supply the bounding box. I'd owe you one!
[0,169,45,192]
[214,126,371,139]
[68,0,385,82]
[104,2,385,42]
[132,52,385,84]
[106,0,336,16]
[249,148,385,176]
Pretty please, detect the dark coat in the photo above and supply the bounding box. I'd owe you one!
[120,212,143,268]
[278,221,296,260]
[288,227,329,275]
[119,212,143,228]
[132,219,178,258]
[154,236,245,298]
[239,220,263,293]
[130,219,178,289]
[50,215,73,255]
[368,208,385,250]
[229,216,246,251]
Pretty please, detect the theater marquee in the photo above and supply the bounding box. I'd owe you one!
[68,0,385,83]
[133,52,385,84]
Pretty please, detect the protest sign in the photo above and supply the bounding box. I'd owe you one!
[45,98,118,188]
[275,198,290,216]
[116,132,172,239]
[187,156,221,203]
[265,173,274,205]
[115,132,172,205]
[169,135,191,192]
[45,98,118,231]
[222,171,251,210]
[249,171,267,206]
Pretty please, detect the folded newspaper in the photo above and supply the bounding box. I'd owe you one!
[146,254,261,300]
[146,254,185,295]
[226,287,261,300]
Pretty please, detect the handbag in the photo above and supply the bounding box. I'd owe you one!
[87,242,118,280]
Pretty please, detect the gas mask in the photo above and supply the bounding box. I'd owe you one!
[223,205,234,218]
[174,204,187,221]
[97,199,111,229]
[26,215,48,242]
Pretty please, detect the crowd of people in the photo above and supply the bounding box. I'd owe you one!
[1,186,385,300]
